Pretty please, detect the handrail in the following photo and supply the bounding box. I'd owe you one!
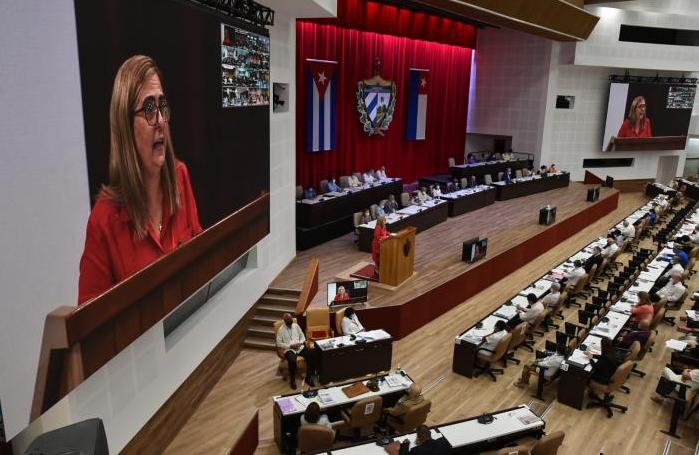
[31,193,270,420]
[295,258,319,315]
[584,170,604,185]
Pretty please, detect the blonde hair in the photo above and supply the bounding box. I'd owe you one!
[627,96,646,125]
[102,55,180,239]
[376,216,387,228]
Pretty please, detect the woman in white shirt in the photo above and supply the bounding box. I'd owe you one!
[341,307,365,335]
[300,402,337,436]
[377,166,387,180]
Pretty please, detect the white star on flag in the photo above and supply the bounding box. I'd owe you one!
[318,72,327,85]
[420,78,427,87]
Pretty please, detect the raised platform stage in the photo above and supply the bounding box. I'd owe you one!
[272,182,620,340]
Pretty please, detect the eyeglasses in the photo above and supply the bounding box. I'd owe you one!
[133,96,171,126]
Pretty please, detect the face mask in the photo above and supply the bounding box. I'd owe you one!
[285,320,292,327]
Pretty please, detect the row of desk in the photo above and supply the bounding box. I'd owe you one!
[315,330,393,384]
[450,159,531,181]
[491,173,570,201]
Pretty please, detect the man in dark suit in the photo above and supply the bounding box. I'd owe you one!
[384,425,450,454]
[584,246,603,274]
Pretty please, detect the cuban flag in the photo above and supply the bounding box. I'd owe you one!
[406,68,429,141]
[306,59,338,152]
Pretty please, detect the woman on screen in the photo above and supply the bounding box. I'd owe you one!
[617,96,652,138]
[334,285,350,302]
[78,55,202,305]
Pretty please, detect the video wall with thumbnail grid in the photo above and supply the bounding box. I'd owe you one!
[221,23,270,107]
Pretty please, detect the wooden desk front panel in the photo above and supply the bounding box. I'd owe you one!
[318,339,393,384]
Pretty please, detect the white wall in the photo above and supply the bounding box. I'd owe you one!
[467,28,552,164]
[2,0,334,452]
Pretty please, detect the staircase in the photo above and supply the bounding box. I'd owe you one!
[243,288,300,350]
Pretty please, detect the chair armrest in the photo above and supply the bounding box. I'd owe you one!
[478,347,495,353]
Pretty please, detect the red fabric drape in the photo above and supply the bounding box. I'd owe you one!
[296,21,474,188]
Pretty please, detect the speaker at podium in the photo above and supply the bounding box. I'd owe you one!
[539,205,556,225]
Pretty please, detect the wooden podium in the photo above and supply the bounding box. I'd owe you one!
[378,227,416,286]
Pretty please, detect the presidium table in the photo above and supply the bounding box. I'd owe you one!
[314,329,393,384]
[491,172,570,201]
[438,185,496,217]
[450,159,530,181]
[356,199,448,252]
[296,178,403,250]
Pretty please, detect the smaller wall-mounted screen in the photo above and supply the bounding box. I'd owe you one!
[221,23,270,107]
[327,280,369,306]
[602,82,696,152]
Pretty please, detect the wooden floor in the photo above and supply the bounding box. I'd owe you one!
[274,183,618,309]
[166,192,699,454]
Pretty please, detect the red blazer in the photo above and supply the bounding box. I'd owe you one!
[372,225,391,264]
[617,118,652,138]
[78,161,202,305]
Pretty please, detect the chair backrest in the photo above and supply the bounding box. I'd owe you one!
[353,211,363,228]
[334,307,346,336]
[528,312,546,333]
[624,341,641,362]
[490,333,512,362]
[339,176,350,188]
[347,396,383,428]
[497,171,504,181]
[296,185,304,200]
[522,168,531,177]
[638,332,655,360]
[319,179,329,194]
[297,424,335,453]
[531,430,565,455]
[653,297,667,313]
[448,157,456,168]
[496,446,530,455]
[650,308,665,330]
[515,169,523,178]
[306,307,331,340]
[607,360,634,393]
[461,177,468,188]
[589,264,598,280]
[400,192,411,207]
[508,322,529,350]
[484,174,493,185]
[399,399,432,432]
[571,274,589,295]
[370,203,379,219]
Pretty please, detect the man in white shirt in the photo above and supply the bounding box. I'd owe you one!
[377,166,387,180]
[602,237,619,258]
[663,256,684,280]
[479,320,508,352]
[564,260,586,288]
[542,282,562,309]
[349,174,361,188]
[276,313,318,389]
[515,351,565,388]
[341,307,365,335]
[658,196,669,211]
[509,293,544,328]
[658,270,686,306]
[620,220,635,241]
[363,171,375,184]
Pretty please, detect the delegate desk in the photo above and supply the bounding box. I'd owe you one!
[450,159,530,182]
[273,369,413,451]
[357,199,448,252]
[677,178,699,200]
[491,173,570,201]
[296,178,403,250]
[646,182,676,199]
[324,405,545,455]
[315,330,393,384]
[439,185,496,217]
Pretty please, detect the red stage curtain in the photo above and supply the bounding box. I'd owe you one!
[296,21,474,189]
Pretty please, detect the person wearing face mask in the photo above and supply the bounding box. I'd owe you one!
[327,176,340,193]
[78,55,202,305]
[385,194,399,214]
[276,312,319,389]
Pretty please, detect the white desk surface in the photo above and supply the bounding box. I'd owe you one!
[273,369,412,416]
[520,279,554,298]
[330,430,443,454]
[589,311,629,339]
[315,330,391,351]
[438,185,493,199]
[459,314,508,344]
[438,405,543,448]
[360,199,446,229]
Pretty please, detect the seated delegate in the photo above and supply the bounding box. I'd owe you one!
[327,177,340,193]
[385,194,399,214]
[377,166,387,180]
[341,307,365,335]
[384,383,424,418]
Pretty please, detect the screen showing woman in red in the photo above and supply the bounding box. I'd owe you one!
[77,55,202,305]
[617,95,652,138]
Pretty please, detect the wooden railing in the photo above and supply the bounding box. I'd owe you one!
[295,258,319,315]
[229,411,259,455]
[31,193,270,420]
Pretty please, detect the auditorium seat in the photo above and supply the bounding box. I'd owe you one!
[505,322,529,365]
[587,361,634,418]
[340,175,350,188]
[385,399,431,433]
[475,333,512,381]
[497,171,504,181]
[522,168,531,177]
[296,185,303,200]
[339,396,383,441]
[297,424,335,453]
[306,307,332,340]
[484,174,493,185]
[400,192,411,207]
[334,307,347,336]
[319,179,329,194]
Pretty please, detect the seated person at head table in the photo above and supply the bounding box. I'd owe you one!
[514,349,565,388]
[466,152,477,164]
[502,149,514,161]
[334,285,350,302]
[538,165,548,175]
[384,383,424,418]
[363,170,376,184]
[602,236,619,258]
[304,186,316,200]
[300,402,339,433]
[276,313,319,389]
[548,163,557,173]
[419,187,432,202]
[651,367,699,404]
[349,173,361,188]
[411,191,422,205]
[618,320,651,349]
[485,151,497,161]
[445,182,454,193]
[620,220,635,241]
[563,260,585,288]
[542,282,562,309]
[359,208,373,225]
[384,425,450,455]
[431,184,443,197]
[502,167,513,183]
[376,200,387,217]
[376,165,387,180]
[584,246,603,274]
[663,256,684,280]
[630,291,654,324]
[507,293,544,329]
[326,176,340,193]
[452,178,461,191]
[479,320,509,352]
[657,270,686,305]
[341,307,364,335]
[673,244,689,268]
[385,194,399,214]
[586,338,621,392]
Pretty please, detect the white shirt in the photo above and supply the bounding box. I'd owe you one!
[536,353,565,378]
[520,301,545,324]
[341,314,364,335]
[363,173,375,183]
[481,329,507,352]
[659,280,686,303]
[566,267,586,286]
[301,414,333,429]
[620,224,635,240]
[658,198,669,209]
[276,322,306,354]
[602,242,618,258]
[664,263,684,279]
[349,175,360,187]
[542,292,561,309]
[377,169,387,179]
[432,187,442,197]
